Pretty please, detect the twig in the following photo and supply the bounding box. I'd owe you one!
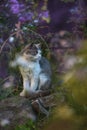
[0,76,10,86]
[27,28,50,50]
[28,90,52,100]
[0,32,16,54]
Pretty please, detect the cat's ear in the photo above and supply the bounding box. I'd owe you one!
[35,43,41,49]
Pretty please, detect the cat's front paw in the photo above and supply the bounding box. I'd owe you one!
[20,91,25,97]
[20,90,29,97]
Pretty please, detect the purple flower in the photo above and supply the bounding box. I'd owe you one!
[39,11,49,18]
[10,0,20,14]
[25,12,33,20]
[19,12,33,23]
[19,16,26,23]
[39,10,50,23]
[10,0,18,4]
[11,3,20,14]
[19,4,25,9]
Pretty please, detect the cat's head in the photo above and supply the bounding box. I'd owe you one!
[21,44,42,60]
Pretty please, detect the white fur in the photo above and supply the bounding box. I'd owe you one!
[18,56,41,95]
[11,53,42,96]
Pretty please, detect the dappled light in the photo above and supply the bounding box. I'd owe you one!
[54,105,75,120]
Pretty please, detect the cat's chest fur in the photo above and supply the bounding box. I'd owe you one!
[18,57,41,77]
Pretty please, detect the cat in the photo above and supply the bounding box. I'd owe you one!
[10,44,52,97]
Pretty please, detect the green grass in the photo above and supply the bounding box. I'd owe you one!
[15,120,37,130]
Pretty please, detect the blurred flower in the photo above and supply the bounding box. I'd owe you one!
[24,12,33,20]
[39,11,50,23]
[19,3,25,10]
[10,0,25,14]
[9,0,50,25]
[10,0,18,4]
[9,37,15,43]
[19,16,25,23]
[19,12,33,23]
[34,19,39,23]
[39,11,49,18]
[70,7,78,14]
[10,3,20,14]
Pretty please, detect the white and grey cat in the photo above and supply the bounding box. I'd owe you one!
[10,44,52,97]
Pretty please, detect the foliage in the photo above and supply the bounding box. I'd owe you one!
[69,0,87,37]
[62,40,87,114]
[0,0,50,52]
[15,120,38,130]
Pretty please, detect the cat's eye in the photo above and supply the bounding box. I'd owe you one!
[25,49,38,56]
[26,50,30,54]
